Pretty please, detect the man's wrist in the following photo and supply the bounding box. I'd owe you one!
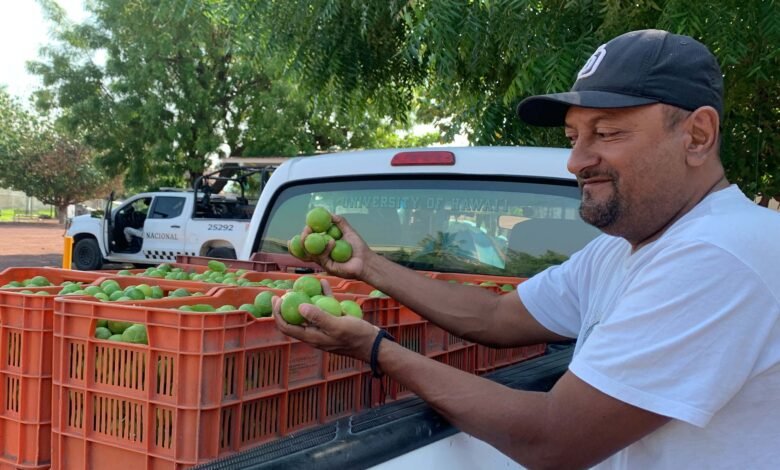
[369,329,396,378]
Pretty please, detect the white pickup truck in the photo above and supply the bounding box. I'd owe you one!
[66,166,273,270]
[196,146,599,469]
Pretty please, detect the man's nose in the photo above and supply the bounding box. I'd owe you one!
[567,139,600,175]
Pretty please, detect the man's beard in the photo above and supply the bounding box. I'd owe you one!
[578,172,623,229]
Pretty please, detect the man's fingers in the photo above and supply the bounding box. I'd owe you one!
[298,303,333,329]
[320,278,334,296]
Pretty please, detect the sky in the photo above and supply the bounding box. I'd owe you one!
[0,0,88,101]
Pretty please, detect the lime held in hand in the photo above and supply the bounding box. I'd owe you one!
[315,296,342,316]
[329,239,353,263]
[293,275,323,297]
[303,233,328,255]
[280,291,311,325]
[288,234,307,259]
[306,207,332,233]
[340,300,363,319]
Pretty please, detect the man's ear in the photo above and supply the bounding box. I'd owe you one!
[684,106,719,167]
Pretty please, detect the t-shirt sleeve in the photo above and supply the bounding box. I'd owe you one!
[569,241,777,427]
[518,247,590,339]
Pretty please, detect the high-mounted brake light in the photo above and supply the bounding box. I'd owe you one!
[391,151,456,166]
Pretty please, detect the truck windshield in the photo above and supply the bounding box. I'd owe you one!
[256,177,600,277]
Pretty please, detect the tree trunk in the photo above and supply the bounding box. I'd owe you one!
[757,194,771,207]
[57,204,69,224]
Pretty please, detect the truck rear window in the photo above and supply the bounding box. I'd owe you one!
[256,178,600,277]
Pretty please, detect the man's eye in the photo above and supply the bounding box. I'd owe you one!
[566,136,577,146]
[596,131,619,138]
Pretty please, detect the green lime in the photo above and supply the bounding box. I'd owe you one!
[59,284,81,295]
[254,291,274,316]
[29,276,51,287]
[280,291,311,325]
[147,271,164,278]
[315,296,342,316]
[303,233,327,255]
[191,304,216,312]
[117,270,132,276]
[107,321,133,335]
[310,294,324,303]
[97,319,108,328]
[207,260,227,273]
[216,305,236,312]
[84,286,103,296]
[306,207,332,233]
[326,224,342,240]
[124,287,145,301]
[178,305,194,311]
[121,324,148,344]
[293,275,323,297]
[369,289,388,298]
[100,279,120,290]
[340,300,363,319]
[36,290,49,295]
[102,284,120,296]
[115,296,132,301]
[288,234,307,259]
[157,263,172,272]
[94,292,110,301]
[479,281,498,287]
[330,239,353,263]
[500,284,514,292]
[239,303,262,318]
[95,327,112,339]
[107,334,124,341]
[135,284,153,298]
[150,286,164,299]
[169,288,190,298]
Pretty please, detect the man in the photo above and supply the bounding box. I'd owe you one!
[272,30,780,468]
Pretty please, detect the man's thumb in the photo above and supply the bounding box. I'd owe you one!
[299,303,327,325]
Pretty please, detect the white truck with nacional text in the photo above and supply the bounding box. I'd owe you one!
[66,166,274,270]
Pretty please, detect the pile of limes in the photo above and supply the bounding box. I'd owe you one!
[117,262,266,286]
[279,275,363,325]
[95,319,148,344]
[288,207,353,263]
[59,278,201,302]
[2,275,57,289]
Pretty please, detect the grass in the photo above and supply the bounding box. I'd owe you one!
[0,208,56,222]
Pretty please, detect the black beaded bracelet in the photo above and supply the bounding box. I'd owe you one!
[370,329,396,378]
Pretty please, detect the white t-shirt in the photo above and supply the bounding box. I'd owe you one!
[518,185,780,469]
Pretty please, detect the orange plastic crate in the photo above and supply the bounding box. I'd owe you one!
[0,289,59,469]
[0,267,105,287]
[248,253,324,273]
[0,268,107,469]
[51,288,375,469]
[238,271,353,291]
[112,262,247,280]
[475,343,547,374]
[429,272,527,293]
[387,344,477,401]
[175,255,262,272]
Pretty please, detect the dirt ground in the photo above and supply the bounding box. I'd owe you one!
[0,222,66,270]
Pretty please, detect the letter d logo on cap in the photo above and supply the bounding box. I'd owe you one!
[577,44,607,79]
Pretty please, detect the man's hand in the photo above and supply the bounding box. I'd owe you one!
[272,287,380,363]
[300,214,374,280]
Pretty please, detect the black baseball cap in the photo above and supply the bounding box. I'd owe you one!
[517,29,724,126]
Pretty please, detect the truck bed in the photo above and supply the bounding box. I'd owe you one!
[194,344,573,470]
